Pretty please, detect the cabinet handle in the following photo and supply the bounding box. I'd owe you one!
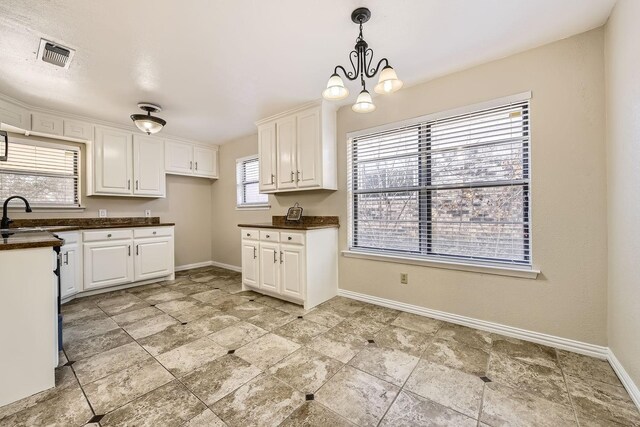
[253,247,257,259]
[273,250,277,263]
[297,170,300,182]
[270,174,274,184]
[195,162,198,170]
[136,245,139,255]
[64,252,69,265]
[128,245,131,256]
[127,179,131,190]
[135,180,139,190]
[290,171,294,182]
[280,251,283,264]
[190,161,193,170]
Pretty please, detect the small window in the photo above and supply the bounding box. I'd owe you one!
[0,138,81,208]
[348,98,530,267]
[236,156,269,208]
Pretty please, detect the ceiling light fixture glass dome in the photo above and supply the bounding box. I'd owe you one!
[130,103,166,135]
[374,65,403,94]
[322,73,350,100]
[352,89,376,113]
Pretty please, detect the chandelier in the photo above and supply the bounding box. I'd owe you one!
[322,7,403,113]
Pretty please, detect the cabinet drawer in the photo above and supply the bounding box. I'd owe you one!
[242,229,259,240]
[260,230,280,242]
[83,229,133,242]
[134,227,172,238]
[280,232,304,245]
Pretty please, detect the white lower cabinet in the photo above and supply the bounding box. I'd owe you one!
[134,236,174,282]
[57,232,82,299]
[241,227,337,309]
[83,240,134,290]
[81,226,174,292]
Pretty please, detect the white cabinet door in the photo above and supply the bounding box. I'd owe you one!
[83,240,134,290]
[165,140,194,175]
[60,243,79,299]
[241,240,259,288]
[134,237,173,281]
[258,122,277,192]
[280,244,304,300]
[296,107,321,189]
[193,146,217,178]
[94,127,133,194]
[276,116,297,190]
[259,242,280,293]
[133,135,165,196]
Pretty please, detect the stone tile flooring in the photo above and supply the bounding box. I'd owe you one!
[1,266,639,426]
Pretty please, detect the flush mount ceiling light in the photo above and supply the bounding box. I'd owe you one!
[322,7,403,113]
[130,103,166,135]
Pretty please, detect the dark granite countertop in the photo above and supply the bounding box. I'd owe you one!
[1,217,174,250]
[0,230,62,251]
[237,222,339,230]
[238,215,339,230]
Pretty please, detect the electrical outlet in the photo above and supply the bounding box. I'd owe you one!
[144,209,151,218]
[400,273,408,284]
[98,209,107,218]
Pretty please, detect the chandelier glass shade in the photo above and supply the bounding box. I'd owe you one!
[322,8,402,113]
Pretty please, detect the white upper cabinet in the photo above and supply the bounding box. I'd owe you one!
[0,98,29,129]
[165,140,218,179]
[94,126,133,195]
[256,100,337,193]
[258,122,277,192]
[134,134,165,196]
[91,126,166,197]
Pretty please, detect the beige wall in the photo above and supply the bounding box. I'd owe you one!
[9,136,213,267]
[212,28,609,345]
[605,0,640,386]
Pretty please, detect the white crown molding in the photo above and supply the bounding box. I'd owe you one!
[0,91,213,146]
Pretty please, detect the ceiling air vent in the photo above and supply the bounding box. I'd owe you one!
[37,38,75,68]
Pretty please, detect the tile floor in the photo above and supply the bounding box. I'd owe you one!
[1,266,639,426]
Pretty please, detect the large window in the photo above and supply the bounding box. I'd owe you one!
[0,138,80,208]
[236,156,269,208]
[348,97,530,266]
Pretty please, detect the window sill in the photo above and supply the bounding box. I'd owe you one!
[341,249,540,279]
[236,205,271,211]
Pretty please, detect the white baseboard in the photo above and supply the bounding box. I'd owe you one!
[210,261,242,273]
[175,261,213,272]
[608,349,640,409]
[337,289,609,359]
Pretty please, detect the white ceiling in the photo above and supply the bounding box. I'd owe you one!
[0,0,615,144]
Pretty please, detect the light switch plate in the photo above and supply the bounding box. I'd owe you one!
[144,209,151,218]
[98,209,107,218]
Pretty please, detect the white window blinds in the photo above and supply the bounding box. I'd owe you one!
[236,156,268,207]
[348,99,530,266]
[0,139,80,208]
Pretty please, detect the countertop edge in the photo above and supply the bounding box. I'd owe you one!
[237,223,339,230]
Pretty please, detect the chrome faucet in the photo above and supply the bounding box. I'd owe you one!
[1,196,32,229]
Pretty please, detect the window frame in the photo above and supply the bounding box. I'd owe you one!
[0,136,83,210]
[236,155,270,210]
[346,92,535,274]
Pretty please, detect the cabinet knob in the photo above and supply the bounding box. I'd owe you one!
[107,233,112,238]
[152,231,157,235]
[288,236,292,241]
[246,233,250,236]
[266,234,270,238]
